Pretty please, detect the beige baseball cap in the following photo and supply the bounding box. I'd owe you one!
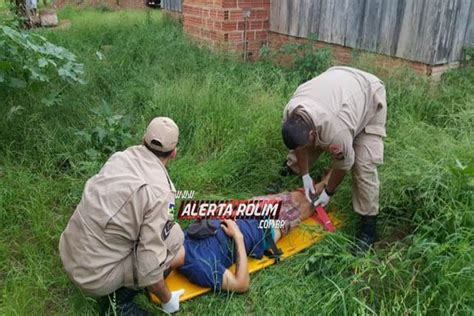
[144,117,179,152]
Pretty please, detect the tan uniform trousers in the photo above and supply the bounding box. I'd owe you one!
[286,99,386,217]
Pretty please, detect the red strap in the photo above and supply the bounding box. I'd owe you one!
[315,206,335,232]
[295,187,335,232]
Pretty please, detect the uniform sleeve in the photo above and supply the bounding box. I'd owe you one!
[135,186,172,287]
[330,129,355,171]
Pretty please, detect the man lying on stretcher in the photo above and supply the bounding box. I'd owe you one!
[167,190,315,293]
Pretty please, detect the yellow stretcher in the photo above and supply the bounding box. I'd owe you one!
[149,212,341,304]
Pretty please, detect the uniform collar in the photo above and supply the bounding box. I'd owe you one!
[140,145,176,193]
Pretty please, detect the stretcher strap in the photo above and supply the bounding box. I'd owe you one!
[296,187,335,233]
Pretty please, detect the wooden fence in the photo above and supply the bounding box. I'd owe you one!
[270,0,474,65]
[161,0,181,12]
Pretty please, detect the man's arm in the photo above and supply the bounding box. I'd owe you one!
[220,220,249,293]
[325,130,354,194]
[314,169,333,194]
[135,187,183,288]
[326,169,346,194]
[148,280,185,313]
[295,146,309,175]
[147,279,171,303]
[296,146,317,201]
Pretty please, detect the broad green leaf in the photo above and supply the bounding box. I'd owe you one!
[38,58,49,68]
[8,77,27,88]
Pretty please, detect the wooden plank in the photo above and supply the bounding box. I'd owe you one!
[330,0,349,45]
[466,0,474,47]
[162,0,182,12]
[395,0,425,60]
[344,0,366,47]
[269,0,281,32]
[431,0,454,64]
[309,0,322,39]
[297,0,312,37]
[376,0,402,56]
[414,0,439,64]
[388,0,407,56]
[359,0,384,52]
[318,0,336,42]
[434,0,463,64]
[449,0,472,62]
[288,0,300,36]
[278,0,290,35]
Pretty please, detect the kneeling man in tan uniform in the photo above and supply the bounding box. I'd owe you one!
[280,66,387,254]
[59,117,185,315]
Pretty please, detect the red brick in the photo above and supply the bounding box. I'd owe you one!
[182,0,269,57]
[251,9,268,19]
[254,30,268,41]
[222,21,238,31]
[228,32,243,41]
[249,20,262,30]
[222,0,238,8]
[228,10,243,20]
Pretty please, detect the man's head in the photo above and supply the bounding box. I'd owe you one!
[143,117,179,161]
[281,113,315,150]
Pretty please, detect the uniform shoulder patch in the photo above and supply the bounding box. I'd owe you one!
[162,220,175,240]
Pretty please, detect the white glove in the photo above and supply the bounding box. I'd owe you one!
[162,289,185,314]
[314,189,330,207]
[302,174,315,202]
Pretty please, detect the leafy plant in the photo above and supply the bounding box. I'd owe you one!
[75,100,135,162]
[0,23,84,88]
[259,33,333,83]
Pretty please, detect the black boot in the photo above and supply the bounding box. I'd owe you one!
[99,287,154,316]
[352,215,377,256]
[266,160,296,194]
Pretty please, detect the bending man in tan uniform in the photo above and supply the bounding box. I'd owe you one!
[59,117,185,315]
[280,66,387,254]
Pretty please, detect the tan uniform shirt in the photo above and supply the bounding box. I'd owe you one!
[283,66,387,171]
[59,145,184,297]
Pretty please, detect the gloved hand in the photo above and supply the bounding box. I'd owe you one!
[302,174,315,202]
[314,189,331,207]
[162,289,185,314]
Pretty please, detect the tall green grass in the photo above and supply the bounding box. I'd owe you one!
[0,8,472,315]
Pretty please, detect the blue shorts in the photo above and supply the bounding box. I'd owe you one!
[262,226,275,250]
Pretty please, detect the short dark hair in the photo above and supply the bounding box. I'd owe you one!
[282,114,312,150]
[143,140,174,158]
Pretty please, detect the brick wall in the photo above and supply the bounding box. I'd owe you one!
[182,0,270,59]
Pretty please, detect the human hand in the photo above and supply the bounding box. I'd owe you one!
[162,289,185,313]
[221,219,243,240]
[302,174,315,201]
[314,181,326,195]
[313,189,331,207]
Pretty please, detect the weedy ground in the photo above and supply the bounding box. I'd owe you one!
[1,8,473,316]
